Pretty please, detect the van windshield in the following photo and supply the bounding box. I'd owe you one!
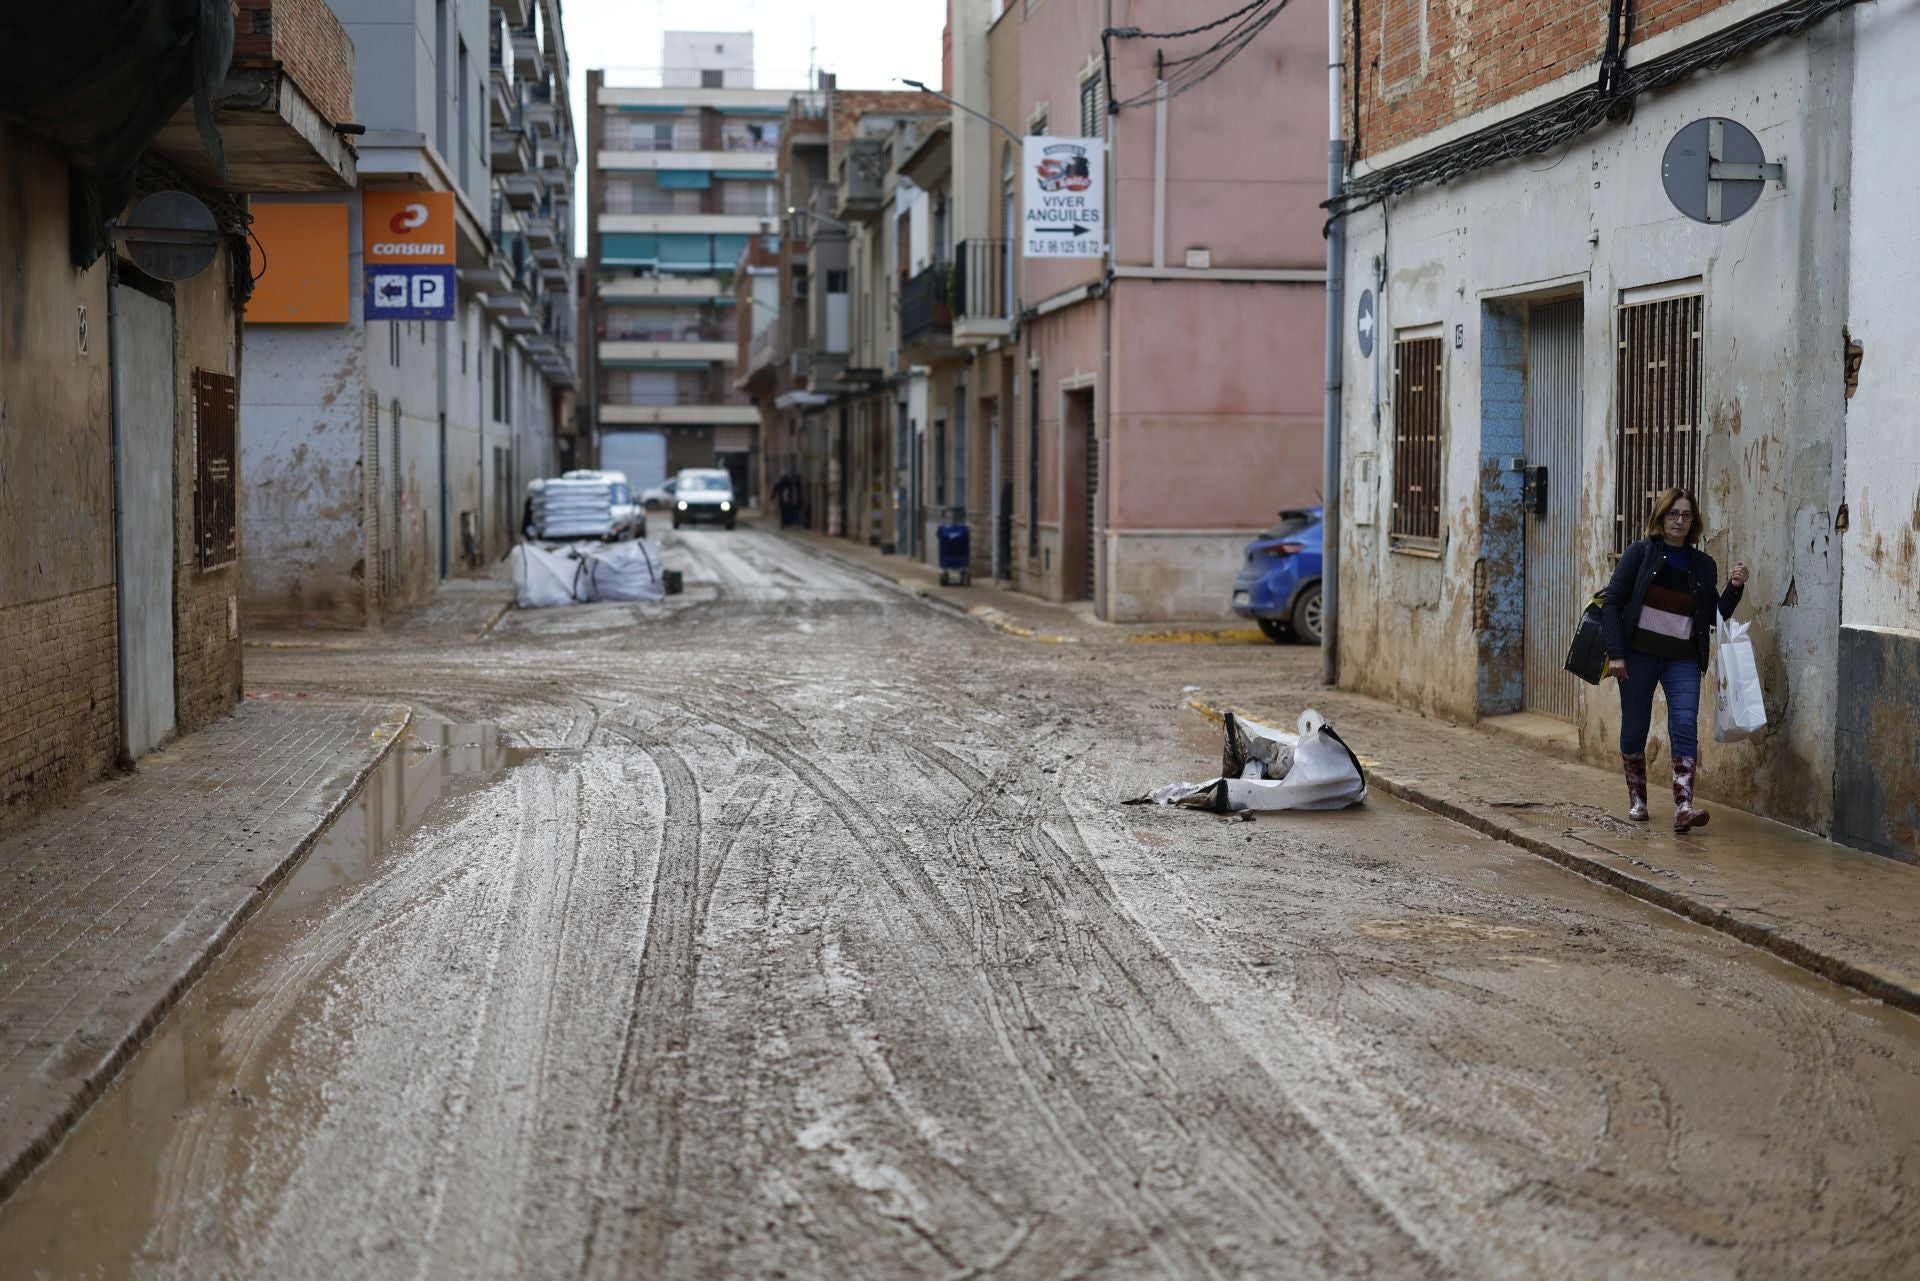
[682,474,731,493]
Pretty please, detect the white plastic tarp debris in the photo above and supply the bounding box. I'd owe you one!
[1136,709,1367,813]
[510,540,667,608]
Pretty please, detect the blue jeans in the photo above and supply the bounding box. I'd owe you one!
[1618,649,1702,760]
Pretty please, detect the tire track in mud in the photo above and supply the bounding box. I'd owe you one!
[668,683,1440,1279]
[583,723,781,1280]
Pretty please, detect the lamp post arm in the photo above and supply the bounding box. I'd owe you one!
[898,78,1023,144]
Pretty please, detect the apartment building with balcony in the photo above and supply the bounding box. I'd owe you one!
[735,88,945,546]
[586,34,806,501]
[241,0,580,629]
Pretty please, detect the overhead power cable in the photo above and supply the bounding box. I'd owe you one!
[1103,0,1291,114]
[1324,0,1868,232]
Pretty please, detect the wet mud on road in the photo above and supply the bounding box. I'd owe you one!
[4,528,1918,1279]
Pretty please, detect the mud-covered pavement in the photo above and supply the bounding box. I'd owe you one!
[6,527,1919,1280]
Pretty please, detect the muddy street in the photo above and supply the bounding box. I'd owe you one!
[5,527,1918,1280]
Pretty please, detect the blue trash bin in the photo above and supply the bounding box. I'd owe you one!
[936,510,971,586]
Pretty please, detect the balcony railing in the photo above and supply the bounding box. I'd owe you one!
[603,317,734,343]
[836,137,887,218]
[901,262,953,349]
[605,386,751,408]
[953,239,1012,323]
[747,323,777,375]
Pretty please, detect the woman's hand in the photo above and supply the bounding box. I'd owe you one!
[1729,562,1749,587]
[1609,659,1627,681]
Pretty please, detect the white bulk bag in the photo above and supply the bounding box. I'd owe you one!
[510,543,590,608]
[585,539,666,602]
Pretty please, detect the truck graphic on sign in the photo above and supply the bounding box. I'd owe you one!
[1035,143,1093,193]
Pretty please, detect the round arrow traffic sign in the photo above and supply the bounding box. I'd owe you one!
[1356,289,1376,358]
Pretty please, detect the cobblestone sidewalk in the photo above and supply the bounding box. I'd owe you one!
[0,697,409,1201]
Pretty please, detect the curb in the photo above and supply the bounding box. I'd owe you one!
[1185,696,1920,1017]
[0,703,415,1206]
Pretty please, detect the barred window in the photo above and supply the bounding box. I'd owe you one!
[1614,292,1703,552]
[1390,334,1445,544]
[1078,73,1104,139]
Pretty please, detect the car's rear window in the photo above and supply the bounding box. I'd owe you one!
[1262,512,1315,540]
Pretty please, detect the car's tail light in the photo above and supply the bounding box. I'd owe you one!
[1260,542,1305,557]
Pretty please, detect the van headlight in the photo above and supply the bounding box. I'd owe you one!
[720,501,731,512]
[677,501,688,511]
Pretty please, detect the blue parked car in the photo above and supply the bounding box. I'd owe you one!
[1231,507,1323,645]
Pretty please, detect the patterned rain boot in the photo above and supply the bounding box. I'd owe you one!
[1671,756,1711,833]
[1621,753,1649,822]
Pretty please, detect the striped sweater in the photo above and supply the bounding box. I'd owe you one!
[1631,546,1696,659]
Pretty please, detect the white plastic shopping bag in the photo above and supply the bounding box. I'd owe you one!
[1713,617,1767,742]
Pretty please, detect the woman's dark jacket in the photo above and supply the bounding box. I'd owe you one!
[1600,537,1742,671]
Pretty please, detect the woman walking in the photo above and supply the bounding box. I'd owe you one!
[1601,487,1748,832]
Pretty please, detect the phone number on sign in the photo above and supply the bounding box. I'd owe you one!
[1027,239,1103,257]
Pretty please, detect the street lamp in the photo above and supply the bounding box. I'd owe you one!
[898,78,1022,144]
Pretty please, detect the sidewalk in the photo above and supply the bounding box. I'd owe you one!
[0,697,409,1201]
[786,524,1920,1016]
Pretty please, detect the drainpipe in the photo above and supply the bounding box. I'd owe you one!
[106,258,132,765]
[1320,0,1345,688]
[1097,0,1115,621]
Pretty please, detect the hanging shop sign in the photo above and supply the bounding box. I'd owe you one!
[363,191,456,320]
[1022,136,1105,260]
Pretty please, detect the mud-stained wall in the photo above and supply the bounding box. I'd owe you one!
[0,128,120,829]
[169,249,244,729]
[1338,32,1855,833]
[1844,1,1920,632]
[1833,3,1920,861]
[241,193,367,629]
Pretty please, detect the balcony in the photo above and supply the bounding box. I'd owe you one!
[601,404,760,427]
[494,0,531,26]
[600,339,737,363]
[491,125,533,173]
[952,239,1014,345]
[523,212,557,248]
[603,314,734,343]
[501,172,542,209]
[835,137,887,221]
[525,81,557,138]
[900,262,953,356]
[595,150,776,175]
[512,26,544,81]
[152,0,356,191]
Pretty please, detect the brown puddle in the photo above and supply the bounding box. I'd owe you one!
[0,721,540,1276]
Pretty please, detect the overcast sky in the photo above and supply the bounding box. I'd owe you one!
[563,0,949,250]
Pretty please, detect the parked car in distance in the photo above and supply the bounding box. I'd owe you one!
[1231,507,1323,645]
[560,469,645,540]
[672,468,736,530]
[640,476,677,511]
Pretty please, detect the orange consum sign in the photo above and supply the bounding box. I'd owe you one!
[363,191,456,319]
[248,202,349,324]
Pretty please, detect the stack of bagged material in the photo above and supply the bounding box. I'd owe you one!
[528,476,614,539]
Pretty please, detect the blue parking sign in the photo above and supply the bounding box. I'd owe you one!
[365,265,455,321]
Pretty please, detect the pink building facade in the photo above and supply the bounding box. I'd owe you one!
[1004,0,1327,618]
